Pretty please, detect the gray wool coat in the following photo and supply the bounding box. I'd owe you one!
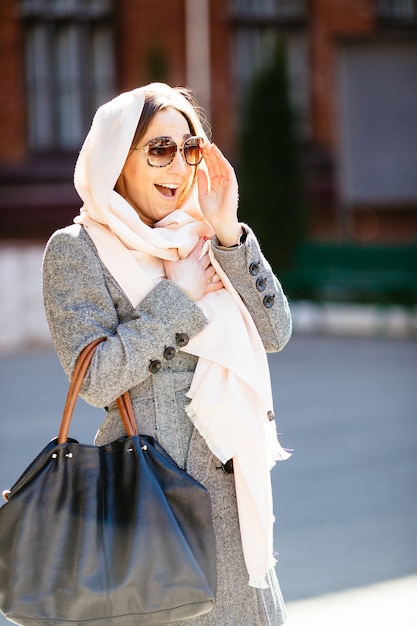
[42,223,292,626]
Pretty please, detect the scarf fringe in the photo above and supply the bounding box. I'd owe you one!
[276,447,293,462]
[248,578,269,589]
[248,554,277,589]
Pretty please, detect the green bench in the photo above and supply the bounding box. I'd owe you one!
[281,242,417,305]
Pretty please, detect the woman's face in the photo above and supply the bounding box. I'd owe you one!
[116,108,196,226]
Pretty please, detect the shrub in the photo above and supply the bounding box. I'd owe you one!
[238,41,308,271]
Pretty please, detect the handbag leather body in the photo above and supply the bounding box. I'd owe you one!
[0,338,217,626]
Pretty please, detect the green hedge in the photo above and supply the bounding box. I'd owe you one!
[280,242,417,305]
[237,42,308,272]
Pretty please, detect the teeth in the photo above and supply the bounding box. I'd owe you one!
[158,183,178,189]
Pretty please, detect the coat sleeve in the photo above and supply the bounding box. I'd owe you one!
[42,226,208,407]
[211,225,292,352]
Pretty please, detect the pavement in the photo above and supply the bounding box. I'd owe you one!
[0,334,416,625]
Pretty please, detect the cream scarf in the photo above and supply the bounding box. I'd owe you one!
[73,85,290,588]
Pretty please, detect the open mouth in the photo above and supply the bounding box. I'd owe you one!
[155,183,178,198]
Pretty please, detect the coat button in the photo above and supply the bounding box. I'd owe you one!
[256,277,267,291]
[163,346,176,360]
[175,333,189,348]
[263,294,275,308]
[221,459,234,474]
[149,359,162,373]
[249,262,260,276]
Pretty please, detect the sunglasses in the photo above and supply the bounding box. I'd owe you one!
[132,136,204,168]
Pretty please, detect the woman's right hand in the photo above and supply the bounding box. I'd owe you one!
[164,238,223,301]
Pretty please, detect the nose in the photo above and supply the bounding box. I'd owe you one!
[168,147,189,172]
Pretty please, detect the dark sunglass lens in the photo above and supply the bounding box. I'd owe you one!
[148,139,176,166]
[184,137,202,165]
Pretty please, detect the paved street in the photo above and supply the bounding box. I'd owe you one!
[267,335,417,624]
[1,335,416,625]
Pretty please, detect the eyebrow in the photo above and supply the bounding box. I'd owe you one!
[145,132,193,145]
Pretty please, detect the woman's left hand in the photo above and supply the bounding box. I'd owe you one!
[197,143,243,247]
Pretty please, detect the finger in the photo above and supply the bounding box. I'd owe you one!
[205,280,224,294]
[203,143,222,180]
[206,264,217,279]
[197,167,209,199]
[209,144,230,175]
[201,254,212,270]
[204,144,235,190]
[188,237,206,259]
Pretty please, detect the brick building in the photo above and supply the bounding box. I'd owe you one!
[1,0,417,243]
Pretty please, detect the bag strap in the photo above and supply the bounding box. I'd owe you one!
[58,338,138,444]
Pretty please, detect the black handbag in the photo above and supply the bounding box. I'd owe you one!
[0,338,216,626]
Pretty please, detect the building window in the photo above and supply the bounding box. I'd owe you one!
[378,0,417,20]
[230,0,306,20]
[20,0,115,152]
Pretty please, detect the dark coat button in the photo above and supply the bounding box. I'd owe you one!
[222,459,234,474]
[256,277,267,291]
[263,294,275,308]
[163,346,176,360]
[249,261,260,276]
[149,359,162,373]
[175,333,189,348]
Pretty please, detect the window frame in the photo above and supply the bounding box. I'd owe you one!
[20,0,115,153]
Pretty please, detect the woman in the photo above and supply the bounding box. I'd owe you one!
[42,83,292,625]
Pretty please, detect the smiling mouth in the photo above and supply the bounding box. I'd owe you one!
[155,183,178,198]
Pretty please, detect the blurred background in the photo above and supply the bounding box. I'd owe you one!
[1,0,417,350]
[0,1,416,624]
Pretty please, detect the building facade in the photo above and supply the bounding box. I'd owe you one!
[1,0,417,242]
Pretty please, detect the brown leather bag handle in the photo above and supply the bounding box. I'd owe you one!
[58,338,138,444]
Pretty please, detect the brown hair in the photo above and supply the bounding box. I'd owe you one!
[131,85,209,149]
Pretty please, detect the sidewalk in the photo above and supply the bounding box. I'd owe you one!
[0,319,416,626]
[285,575,417,626]
[1,577,415,626]
[290,300,417,338]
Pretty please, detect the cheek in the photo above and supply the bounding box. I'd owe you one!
[180,170,197,199]
[125,161,140,185]
[124,162,151,194]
